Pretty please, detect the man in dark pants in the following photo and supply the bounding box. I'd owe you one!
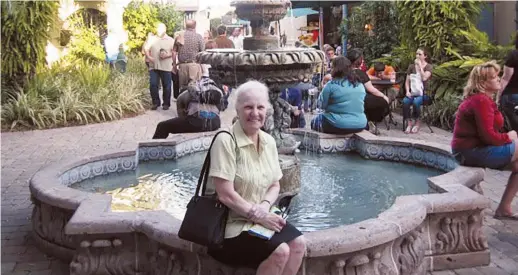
[145,23,175,110]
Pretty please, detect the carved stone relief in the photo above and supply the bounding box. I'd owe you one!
[433,214,488,254]
[148,248,188,275]
[70,238,144,275]
[392,227,426,275]
[329,251,395,275]
[31,198,76,250]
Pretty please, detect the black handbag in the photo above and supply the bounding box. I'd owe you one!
[178,130,236,248]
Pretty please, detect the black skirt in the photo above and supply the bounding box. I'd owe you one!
[207,222,302,269]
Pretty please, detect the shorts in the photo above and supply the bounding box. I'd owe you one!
[452,141,515,170]
[207,222,302,269]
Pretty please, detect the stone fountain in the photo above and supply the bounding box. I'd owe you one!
[27,0,491,274]
[196,0,325,153]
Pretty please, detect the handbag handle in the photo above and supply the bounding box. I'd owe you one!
[195,130,237,197]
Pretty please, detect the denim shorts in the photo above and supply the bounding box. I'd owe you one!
[452,141,515,170]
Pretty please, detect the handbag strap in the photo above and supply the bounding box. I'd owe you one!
[195,130,237,197]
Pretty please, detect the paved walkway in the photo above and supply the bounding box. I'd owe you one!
[1,106,517,275]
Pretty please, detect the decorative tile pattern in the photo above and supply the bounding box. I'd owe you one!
[59,132,460,187]
[59,156,137,186]
[292,132,459,172]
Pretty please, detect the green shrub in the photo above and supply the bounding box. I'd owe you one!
[65,12,106,63]
[123,1,184,54]
[341,2,399,62]
[123,2,159,53]
[396,0,482,63]
[157,4,184,37]
[1,1,58,91]
[1,57,150,130]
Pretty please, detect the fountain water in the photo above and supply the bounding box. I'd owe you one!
[197,0,325,153]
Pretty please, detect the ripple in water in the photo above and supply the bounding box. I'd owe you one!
[72,152,440,232]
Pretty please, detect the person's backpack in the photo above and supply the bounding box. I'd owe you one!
[188,77,224,108]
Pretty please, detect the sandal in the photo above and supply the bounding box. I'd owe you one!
[411,125,420,134]
[405,121,413,134]
[494,213,518,221]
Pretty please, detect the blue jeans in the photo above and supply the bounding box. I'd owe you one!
[403,95,430,120]
[150,70,172,107]
[452,141,515,170]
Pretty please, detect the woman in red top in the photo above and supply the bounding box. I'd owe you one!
[451,61,518,220]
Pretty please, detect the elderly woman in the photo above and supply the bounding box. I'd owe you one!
[452,61,518,220]
[207,80,306,274]
[310,56,367,134]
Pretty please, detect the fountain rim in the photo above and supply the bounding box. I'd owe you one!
[29,131,489,258]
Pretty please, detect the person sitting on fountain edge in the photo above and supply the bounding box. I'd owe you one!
[151,76,225,139]
[280,84,306,128]
[310,56,367,134]
[206,80,306,275]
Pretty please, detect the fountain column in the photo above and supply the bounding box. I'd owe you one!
[197,0,325,194]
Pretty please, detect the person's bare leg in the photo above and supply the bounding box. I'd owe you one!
[496,160,518,216]
[281,236,306,275]
[495,144,518,217]
[256,243,290,275]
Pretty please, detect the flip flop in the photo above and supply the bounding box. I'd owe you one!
[494,213,518,221]
[411,125,420,134]
[405,125,412,134]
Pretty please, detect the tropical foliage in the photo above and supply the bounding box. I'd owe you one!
[1,1,58,92]
[65,12,106,63]
[1,57,150,130]
[341,2,399,62]
[371,1,514,130]
[123,1,183,53]
[395,0,482,63]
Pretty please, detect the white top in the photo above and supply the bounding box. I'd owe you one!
[201,64,211,77]
[230,35,244,50]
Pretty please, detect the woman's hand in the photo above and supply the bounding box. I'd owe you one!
[257,213,286,232]
[406,91,412,98]
[383,95,390,103]
[258,201,271,212]
[508,130,517,140]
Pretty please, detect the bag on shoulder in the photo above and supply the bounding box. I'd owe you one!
[409,73,424,97]
[178,131,236,249]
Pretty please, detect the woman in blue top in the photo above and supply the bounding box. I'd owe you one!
[311,56,367,134]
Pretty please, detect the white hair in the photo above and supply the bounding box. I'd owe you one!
[233,80,271,112]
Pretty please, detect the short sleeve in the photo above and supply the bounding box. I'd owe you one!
[504,50,518,68]
[354,69,370,84]
[366,67,375,76]
[208,133,237,182]
[406,64,415,75]
[424,64,433,73]
[268,140,283,182]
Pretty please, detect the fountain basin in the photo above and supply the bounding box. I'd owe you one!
[30,130,490,275]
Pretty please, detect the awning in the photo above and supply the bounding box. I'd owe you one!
[286,8,319,18]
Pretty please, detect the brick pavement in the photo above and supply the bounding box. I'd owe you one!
[1,106,517,275]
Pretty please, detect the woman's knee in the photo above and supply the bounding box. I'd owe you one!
[288,236,306,254]
[271,243,290,262]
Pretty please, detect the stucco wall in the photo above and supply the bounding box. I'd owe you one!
[494,1,517,45]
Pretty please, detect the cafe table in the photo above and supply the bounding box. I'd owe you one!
[370,79,402,130]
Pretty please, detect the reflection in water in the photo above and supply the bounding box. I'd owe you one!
[72,152,440,232]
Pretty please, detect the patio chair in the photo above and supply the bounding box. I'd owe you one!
[402,89,435,133]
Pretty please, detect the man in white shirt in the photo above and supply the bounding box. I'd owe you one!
[229,27,244,50]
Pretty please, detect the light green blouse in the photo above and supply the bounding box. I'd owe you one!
[207,121,283,238]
